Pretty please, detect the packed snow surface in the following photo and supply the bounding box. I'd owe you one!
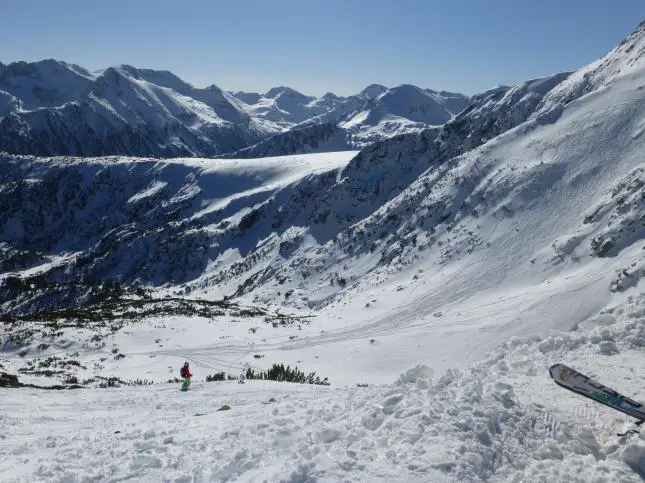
[5,294,645,482]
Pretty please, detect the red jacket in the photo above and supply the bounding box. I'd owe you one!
[181,367,192,378]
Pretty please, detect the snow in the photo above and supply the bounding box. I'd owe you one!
[226,123,355,158]
[0,59,95,110]
[223,84,470,156]
[340,109,370,129]
[5,294,645,482]
[334,85,470,147]
[358,84,459,126]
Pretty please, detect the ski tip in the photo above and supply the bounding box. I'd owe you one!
[548,363,566,380]
[549,364,578,386]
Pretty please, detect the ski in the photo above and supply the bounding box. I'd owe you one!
[549,364,645,435]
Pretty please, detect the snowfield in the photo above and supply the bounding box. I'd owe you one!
[4,294,645,482]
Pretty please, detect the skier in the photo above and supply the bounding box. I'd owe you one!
[180,361,192,391]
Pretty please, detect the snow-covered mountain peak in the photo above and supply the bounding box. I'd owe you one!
[203,83,228,95]
[94,65,127,85]
[470,85,509,103]
[471,72,572,115]
[340,83,469,139]
[231,83,473,156]
[369,84,409,105]
[230,86,328,129]
[0,60,266,156]
[320,91,341,100]
[305,92,346,111]
[359,83,388,100]
[230,90,262,105]
[265,86,313,102]
[113,64,143,79]
[123,66,199,96]
[0,61,473,157]
[0,58,93,79]
[0,59,95,109]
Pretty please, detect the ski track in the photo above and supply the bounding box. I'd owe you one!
[145,263,611,373]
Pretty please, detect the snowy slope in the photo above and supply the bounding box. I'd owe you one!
[177,20,645,383]
[2,18,643,380]
[222,122,355,158]
[0,150,359,308]
[2,20,644,383]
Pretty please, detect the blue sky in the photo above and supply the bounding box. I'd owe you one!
[2,0,643,96]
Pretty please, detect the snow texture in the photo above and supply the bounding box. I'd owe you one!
[5,296,645,482]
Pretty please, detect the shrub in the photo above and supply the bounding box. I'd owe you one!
[244,363,329,385]
[0,373,20,387]
[65,375,79,385]
[205,371,227,382]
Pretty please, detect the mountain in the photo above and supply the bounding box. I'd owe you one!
[221,122,355,158]
[3,19,645,483]
[225,84,472,157]
[0,59,94,109]
[230,90,262,105]
[338,84,470,146]
[342,84,464,128]
[228,86,346,129]
[0,90,20,117]
[0,62,271,157]
[358,83,388,100]
[1,13,641,316]
[1,20,643,340]
[0,64,470,157]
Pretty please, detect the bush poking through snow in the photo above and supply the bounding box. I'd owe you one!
[244,363,330,385]
[204,364,330,385]
[205,372,231,382]
[0,372,20,387]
